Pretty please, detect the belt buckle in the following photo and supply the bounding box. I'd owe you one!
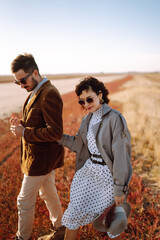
[91,157,97,164]
[95,159,98,164]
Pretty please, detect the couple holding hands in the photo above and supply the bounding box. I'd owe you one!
[10,53,133,240]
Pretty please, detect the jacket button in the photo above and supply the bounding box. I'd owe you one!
[103,145,106,149]
[78,159,82,162]
[121,132,126,138]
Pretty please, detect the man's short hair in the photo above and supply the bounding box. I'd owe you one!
[11,53,39,73]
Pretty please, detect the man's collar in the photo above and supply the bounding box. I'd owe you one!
[32,77,48,93]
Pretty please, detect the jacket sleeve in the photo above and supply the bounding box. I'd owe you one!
[58,114,87,152]
[24,90,63,143]
[111,113,133,196]
[58,130,83,153]
[58,134,76,150]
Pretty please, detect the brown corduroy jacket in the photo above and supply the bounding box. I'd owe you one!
[20,80,64,176]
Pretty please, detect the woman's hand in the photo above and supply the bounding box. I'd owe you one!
[114,195,125,206]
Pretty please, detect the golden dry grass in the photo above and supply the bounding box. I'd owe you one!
[110,73,160,191]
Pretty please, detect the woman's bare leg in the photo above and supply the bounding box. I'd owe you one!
[64,228,79,240]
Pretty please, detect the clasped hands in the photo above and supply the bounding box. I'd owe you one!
[10,114,24,137]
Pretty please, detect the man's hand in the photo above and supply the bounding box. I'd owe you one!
[10,114,24,137]
[114,195,125,206]
[10,124,24,137]
[10,114,21,126]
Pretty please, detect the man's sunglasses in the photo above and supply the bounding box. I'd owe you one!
[14,69,34,85]
[78,97,94,106]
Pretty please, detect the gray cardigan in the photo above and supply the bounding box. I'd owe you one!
[60,104,133,197]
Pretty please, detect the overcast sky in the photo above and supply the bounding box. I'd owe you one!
[0,0,160,75]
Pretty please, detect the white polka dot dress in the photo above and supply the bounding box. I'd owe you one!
[62,107,118,237]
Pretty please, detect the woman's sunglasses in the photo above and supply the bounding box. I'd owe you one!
[14,69,34,85]
[78,97,94,106]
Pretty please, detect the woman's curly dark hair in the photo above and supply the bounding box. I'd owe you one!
[75,76,110,104]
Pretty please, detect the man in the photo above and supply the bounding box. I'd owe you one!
[10,53,65,240]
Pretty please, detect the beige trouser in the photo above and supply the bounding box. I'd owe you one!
[16,171,63,240]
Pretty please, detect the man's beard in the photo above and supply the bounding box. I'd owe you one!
[24,77,38,92]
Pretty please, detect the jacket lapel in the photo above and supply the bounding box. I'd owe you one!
[80,104,113,142]
[79,104,112,144]
[92,104,112,138]
[23,94,31,121]
[79,113,92,145]
[23,81,50,121]
[92,121,102,138]
[23,94,31,113]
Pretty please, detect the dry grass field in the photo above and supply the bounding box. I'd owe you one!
[110,73,160,192]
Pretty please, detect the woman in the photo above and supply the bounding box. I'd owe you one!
[59,76,133,239]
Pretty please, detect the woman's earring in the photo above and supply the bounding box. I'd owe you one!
[100,98,104,104]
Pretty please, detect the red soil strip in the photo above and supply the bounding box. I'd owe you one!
[104,75,132,94]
